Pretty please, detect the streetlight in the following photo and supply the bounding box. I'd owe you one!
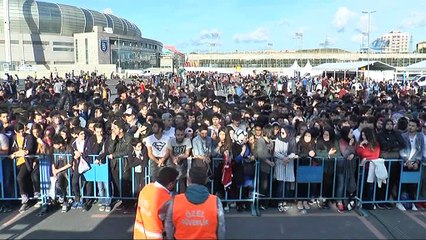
[362,10,376,81]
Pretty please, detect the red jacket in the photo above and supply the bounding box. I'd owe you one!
[356,143,380,160]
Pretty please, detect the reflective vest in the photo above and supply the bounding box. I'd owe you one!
[133,183,171,240]
[172,194,218,239]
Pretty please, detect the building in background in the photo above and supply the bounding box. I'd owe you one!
[0,0,162,74]
[416,41,426,53]
[381,31,409,53]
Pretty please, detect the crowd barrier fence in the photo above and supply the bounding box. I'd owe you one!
[0,155,424,217]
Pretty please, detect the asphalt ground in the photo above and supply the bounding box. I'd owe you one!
[0,201,424,239]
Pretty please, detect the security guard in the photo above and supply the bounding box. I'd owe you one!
[133,167,179,239]
[164,167,225,239]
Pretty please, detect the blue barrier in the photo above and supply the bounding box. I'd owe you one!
[357,159,425,216]
[1,154,424,217]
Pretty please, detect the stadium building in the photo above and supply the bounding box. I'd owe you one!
[0,0,163,75]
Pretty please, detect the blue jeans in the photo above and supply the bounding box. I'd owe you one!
[97,181,111,206]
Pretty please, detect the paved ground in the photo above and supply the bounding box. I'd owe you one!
[0,202,424,239]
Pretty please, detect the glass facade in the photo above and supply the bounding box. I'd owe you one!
[9,0,39,34]
[58,4,85,36]
[88,10,107,29]
[37,1,61,34]
[0,0,160,69]
[81,9,93,32]
[0,0,142,37]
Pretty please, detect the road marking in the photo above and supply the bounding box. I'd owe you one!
[2,213,24,227]
[403,211,426,229]
[356,215,387,240]
[91,213,134,218]
[226,212,355,217]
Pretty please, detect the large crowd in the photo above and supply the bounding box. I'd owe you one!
[0,70,425,214]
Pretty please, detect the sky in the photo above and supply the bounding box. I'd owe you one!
[49,0,426,53]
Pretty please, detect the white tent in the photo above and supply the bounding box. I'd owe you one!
[290,60,300,71]
[405,60,426,73]
[300,60,313,75]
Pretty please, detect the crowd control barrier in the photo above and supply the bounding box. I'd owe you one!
[254,157,360,215]
[1,154,424,217]
[209,158,259,216]
[357,158,425,216]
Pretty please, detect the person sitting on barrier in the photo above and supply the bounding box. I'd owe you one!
[10,122,35,212]
[191,123,213,173]
[377,118,405,209]
[146,119,170,183]
[167,126,192,194]
[314,126,341,210]
[273,125,296,212]
[398,118,424,211]
[295,128,317,211]
[50,135,72,213]
[356,127,381,210]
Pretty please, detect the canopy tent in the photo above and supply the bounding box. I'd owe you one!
[405,60,426,72]
[300,60,322,76]
[290,60,300,71]
[312,61,395,72]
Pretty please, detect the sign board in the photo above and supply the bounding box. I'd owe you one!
[100,39,108,53]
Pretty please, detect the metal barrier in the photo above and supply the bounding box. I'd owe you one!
[1,154,424,217]
[209,157,259,216]
[255,157,359,208]
[357,158,425,216]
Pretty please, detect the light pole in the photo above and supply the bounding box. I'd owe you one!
[362,10,376,81]
[3,0,12,68]
[117,35,121,71]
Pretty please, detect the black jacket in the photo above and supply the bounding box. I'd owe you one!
[377,130,405,157]
[56,90,76,114]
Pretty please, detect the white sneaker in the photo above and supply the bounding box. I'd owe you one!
[396,203,406,211]
[411,204,418,211]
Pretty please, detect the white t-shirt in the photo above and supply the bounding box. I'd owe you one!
[145,134,169,158]
[167,137,192,156]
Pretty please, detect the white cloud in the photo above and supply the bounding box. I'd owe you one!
[199,29,221,39]
[401,11,426,28]
[191,29,221,46]
[102,8,114,15]
[332,7,355,32]
[233,27,269,43]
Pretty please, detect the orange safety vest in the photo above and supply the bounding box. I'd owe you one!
[172,194,218,239]
[133,183,171,240]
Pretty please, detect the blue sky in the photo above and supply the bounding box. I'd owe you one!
[50,0,426,53]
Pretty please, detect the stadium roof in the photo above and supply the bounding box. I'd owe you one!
[405,60,426,71]
[312,61,395,71]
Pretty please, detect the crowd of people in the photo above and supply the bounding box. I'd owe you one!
[0,69,425,215]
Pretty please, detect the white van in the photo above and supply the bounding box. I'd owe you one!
[413,75,426,87]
